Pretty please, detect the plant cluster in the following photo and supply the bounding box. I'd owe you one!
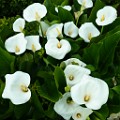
[0,0,120,120]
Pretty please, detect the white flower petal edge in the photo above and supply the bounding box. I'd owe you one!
[25,35,41,52]
[96,6,117,26]
[46,23,63,39]
[55,5,71,13]
[45,38,71,60]
[77,0,93,9]
[23,3,47,22]
[64,21,78,38]
[39,21,49,37]
[13,18,25,32]
[5,33,27,55]
[64,65,91,86]
[63,58,86,67]
[79,22,100,43]
[72,106,93,120]
[71,75,109,110]
[54,92,79,120]
[2,71,31,105]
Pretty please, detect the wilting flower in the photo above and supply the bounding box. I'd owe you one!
[96,6,117,26]
[71,75,109,110]
[46,23,63,39]
[107,112,120,120]
[2,71,31,105]
[63,58,86,67]
[55,5,72,12]
[5,33,27,55]
[13,18,25,32]
[64,21,78,38]
[79,22,100,43]
[54,92,79,120]
[23,3,47,22]
[45,38,71,59]
[25,35,41,52]
[77,0,93,9]
[72,106,93,120]
[39,21,49,37]
[64,65,91,86]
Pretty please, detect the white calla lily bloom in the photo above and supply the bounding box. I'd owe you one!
[25,35,41,52]
[96,6,117,26]
[2,71,31,105]
[63,58,86,67]
[64,65,91,86]
[55,5,72,13]
[72,106,93,120]
[13,18,25,32]
[45,38,71,60]
[71,75,109,110]
[77,0,93,9]
[39,21,49,37]
[5,33,27,55]
[54,92,79,120]
[46,23,63,39]
[79,22,100,43]
[23,3,47,22]
[64,21,78,38]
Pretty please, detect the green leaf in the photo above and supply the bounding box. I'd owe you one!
[54,66,66,93]
[98,31,120,74]
[58,7,74,23]
[94,104,109,120]
[89,0,105,22]
[0,47,15,77]
[31,90,44,117]
[83,43,101,68]
[36,72,61,102]
[112,85,120,95]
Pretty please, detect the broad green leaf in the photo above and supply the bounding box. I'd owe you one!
[83,43,101,68]
[98,31,120,74]
[89,0,105,22]
[0,47,15,77]
[54,66,66,93]
[36,72,61,102]
[58,7,74,23]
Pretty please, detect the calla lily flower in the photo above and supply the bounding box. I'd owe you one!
[2,71,31,105]
[64,21,78,38]
[45,38,71,60]
[5,33,27,55]
[25,35,41,52]
[23,3,47,22]
[64,65,91,86]
[71,75,109,110]
[77,0,93,9]
[79,22,100,43]
[39,21,49,37]
[72,106,93,120]
[55,5,72,13]
[13,18,25,32]
[46,23,63,39]
[63,58,86,67]
[54,92,79,120]
[96,6,117,26]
